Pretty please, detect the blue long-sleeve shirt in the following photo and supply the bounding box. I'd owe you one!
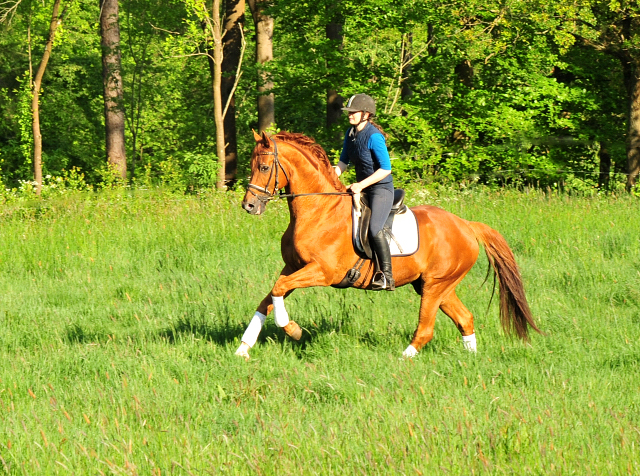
[339,128,392,171]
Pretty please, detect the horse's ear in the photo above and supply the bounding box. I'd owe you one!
[261,130,271,148]
[252,129,262,142]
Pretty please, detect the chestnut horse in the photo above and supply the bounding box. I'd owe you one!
[235,131,540,359]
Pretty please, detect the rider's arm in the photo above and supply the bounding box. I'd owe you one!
[351,168,391,190]
[334,161,348,177]
[335,130,351,177]
[368,133,391,171]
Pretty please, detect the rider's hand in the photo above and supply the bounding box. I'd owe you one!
[347,182,364,194]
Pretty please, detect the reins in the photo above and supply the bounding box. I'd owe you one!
[246,136,352,203]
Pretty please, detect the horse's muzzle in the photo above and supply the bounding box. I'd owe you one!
[242,197,265,215]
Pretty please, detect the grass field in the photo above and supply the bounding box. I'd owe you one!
[0,188,638,474]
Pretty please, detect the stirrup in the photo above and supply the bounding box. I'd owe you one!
[371,271,395,291]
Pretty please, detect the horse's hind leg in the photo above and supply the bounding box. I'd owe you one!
[403,281,453,358]
[440,291,476,352]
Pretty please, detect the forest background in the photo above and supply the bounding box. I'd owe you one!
[1,0,640,196]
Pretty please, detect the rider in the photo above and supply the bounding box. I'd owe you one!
[334,93,395,291]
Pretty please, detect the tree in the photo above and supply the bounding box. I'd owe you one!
[528,0,640,190]
[220,0,245,184]
[200,0,226,189]
[100,0,127,179]
[31,0,70,194]
[248,0,274,132]
[325,2,342,131]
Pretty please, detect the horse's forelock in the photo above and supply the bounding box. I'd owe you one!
[274,132,344,191]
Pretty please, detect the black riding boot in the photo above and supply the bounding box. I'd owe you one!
[370,230,395,291]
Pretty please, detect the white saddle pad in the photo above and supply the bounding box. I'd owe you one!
[352,206,420,257]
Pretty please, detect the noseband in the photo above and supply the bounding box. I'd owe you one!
[246,137,290,203]
[246,137,351,203]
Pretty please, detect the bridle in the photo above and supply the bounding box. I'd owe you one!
[246,136,352,203]
[246,137,289,203]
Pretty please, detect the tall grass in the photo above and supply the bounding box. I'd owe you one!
[0,188,638,474]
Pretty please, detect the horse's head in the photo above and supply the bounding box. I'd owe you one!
[242,130,290,215]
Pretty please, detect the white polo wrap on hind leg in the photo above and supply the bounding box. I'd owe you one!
[403,345,418,358]
[463,333,477,352]
[271,295,290,327]
[240,311,266,348]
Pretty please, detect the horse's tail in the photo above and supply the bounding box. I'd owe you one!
[467,221,542,341]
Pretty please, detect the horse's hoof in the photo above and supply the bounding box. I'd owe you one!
[235,342,251,360]
[402,345,418,359]
[283,321,302,341]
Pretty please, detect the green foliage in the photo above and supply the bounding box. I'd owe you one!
[156,155,187,192]
[266,0,630,189]
[0,0,635,190]
[185,151,219,189]
[0,167,92,202]
[15,73,32,168]
[95,163,128,190]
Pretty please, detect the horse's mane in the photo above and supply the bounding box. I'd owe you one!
[273,131,345,192]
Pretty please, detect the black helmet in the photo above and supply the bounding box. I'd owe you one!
[342,94,376,116]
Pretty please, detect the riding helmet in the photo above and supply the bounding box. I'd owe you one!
[342,94,376,116]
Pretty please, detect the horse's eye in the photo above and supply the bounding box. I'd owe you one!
[259,165,270,173]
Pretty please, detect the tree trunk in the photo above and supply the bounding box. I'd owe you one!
[598,141,611,189]
[427,24,436,57]
[248,0,274,133]
[100,0,127,180]
[208,0,226,190]
[455,59,474,88]
[221,0,245,185]
[326,13,343,131]
[32,0,63,195]
[623,59,640,191]
[401,32,413,101]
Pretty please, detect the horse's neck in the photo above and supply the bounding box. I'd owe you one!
[285,150,349,227]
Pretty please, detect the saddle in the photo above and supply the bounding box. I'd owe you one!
[335,188,420,289]
[354,189,408,260]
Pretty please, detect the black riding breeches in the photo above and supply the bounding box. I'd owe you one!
[365,185,394,237]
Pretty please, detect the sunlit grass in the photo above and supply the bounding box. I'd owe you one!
[0,188,638,474]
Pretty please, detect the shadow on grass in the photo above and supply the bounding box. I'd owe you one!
[155,304,423,357]
[290,313,419,356]
[159,316,246,346]
[159,316,321,351]
[605,351,640,369]
[65,323,108,344]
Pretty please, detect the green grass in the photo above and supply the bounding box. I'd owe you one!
[0,188,638,474]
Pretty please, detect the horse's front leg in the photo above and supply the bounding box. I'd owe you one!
[235,262,328,359]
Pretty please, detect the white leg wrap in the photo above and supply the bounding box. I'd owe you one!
[463,333,477,352]
[240,311,266,348]
[271,295,290,328]
[402,345,418,359]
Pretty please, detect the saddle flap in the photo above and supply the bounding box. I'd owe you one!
[392,189,405,211]
[358,196,373,259]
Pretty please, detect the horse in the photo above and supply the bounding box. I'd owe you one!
[234,130,541,360]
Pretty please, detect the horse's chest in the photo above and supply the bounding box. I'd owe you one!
[282,224,327,265]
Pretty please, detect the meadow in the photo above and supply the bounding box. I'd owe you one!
[0,188,638,475]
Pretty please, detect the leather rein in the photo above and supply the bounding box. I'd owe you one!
[246,137,352,203]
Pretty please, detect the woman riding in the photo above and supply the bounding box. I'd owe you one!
[334,93,395,291]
